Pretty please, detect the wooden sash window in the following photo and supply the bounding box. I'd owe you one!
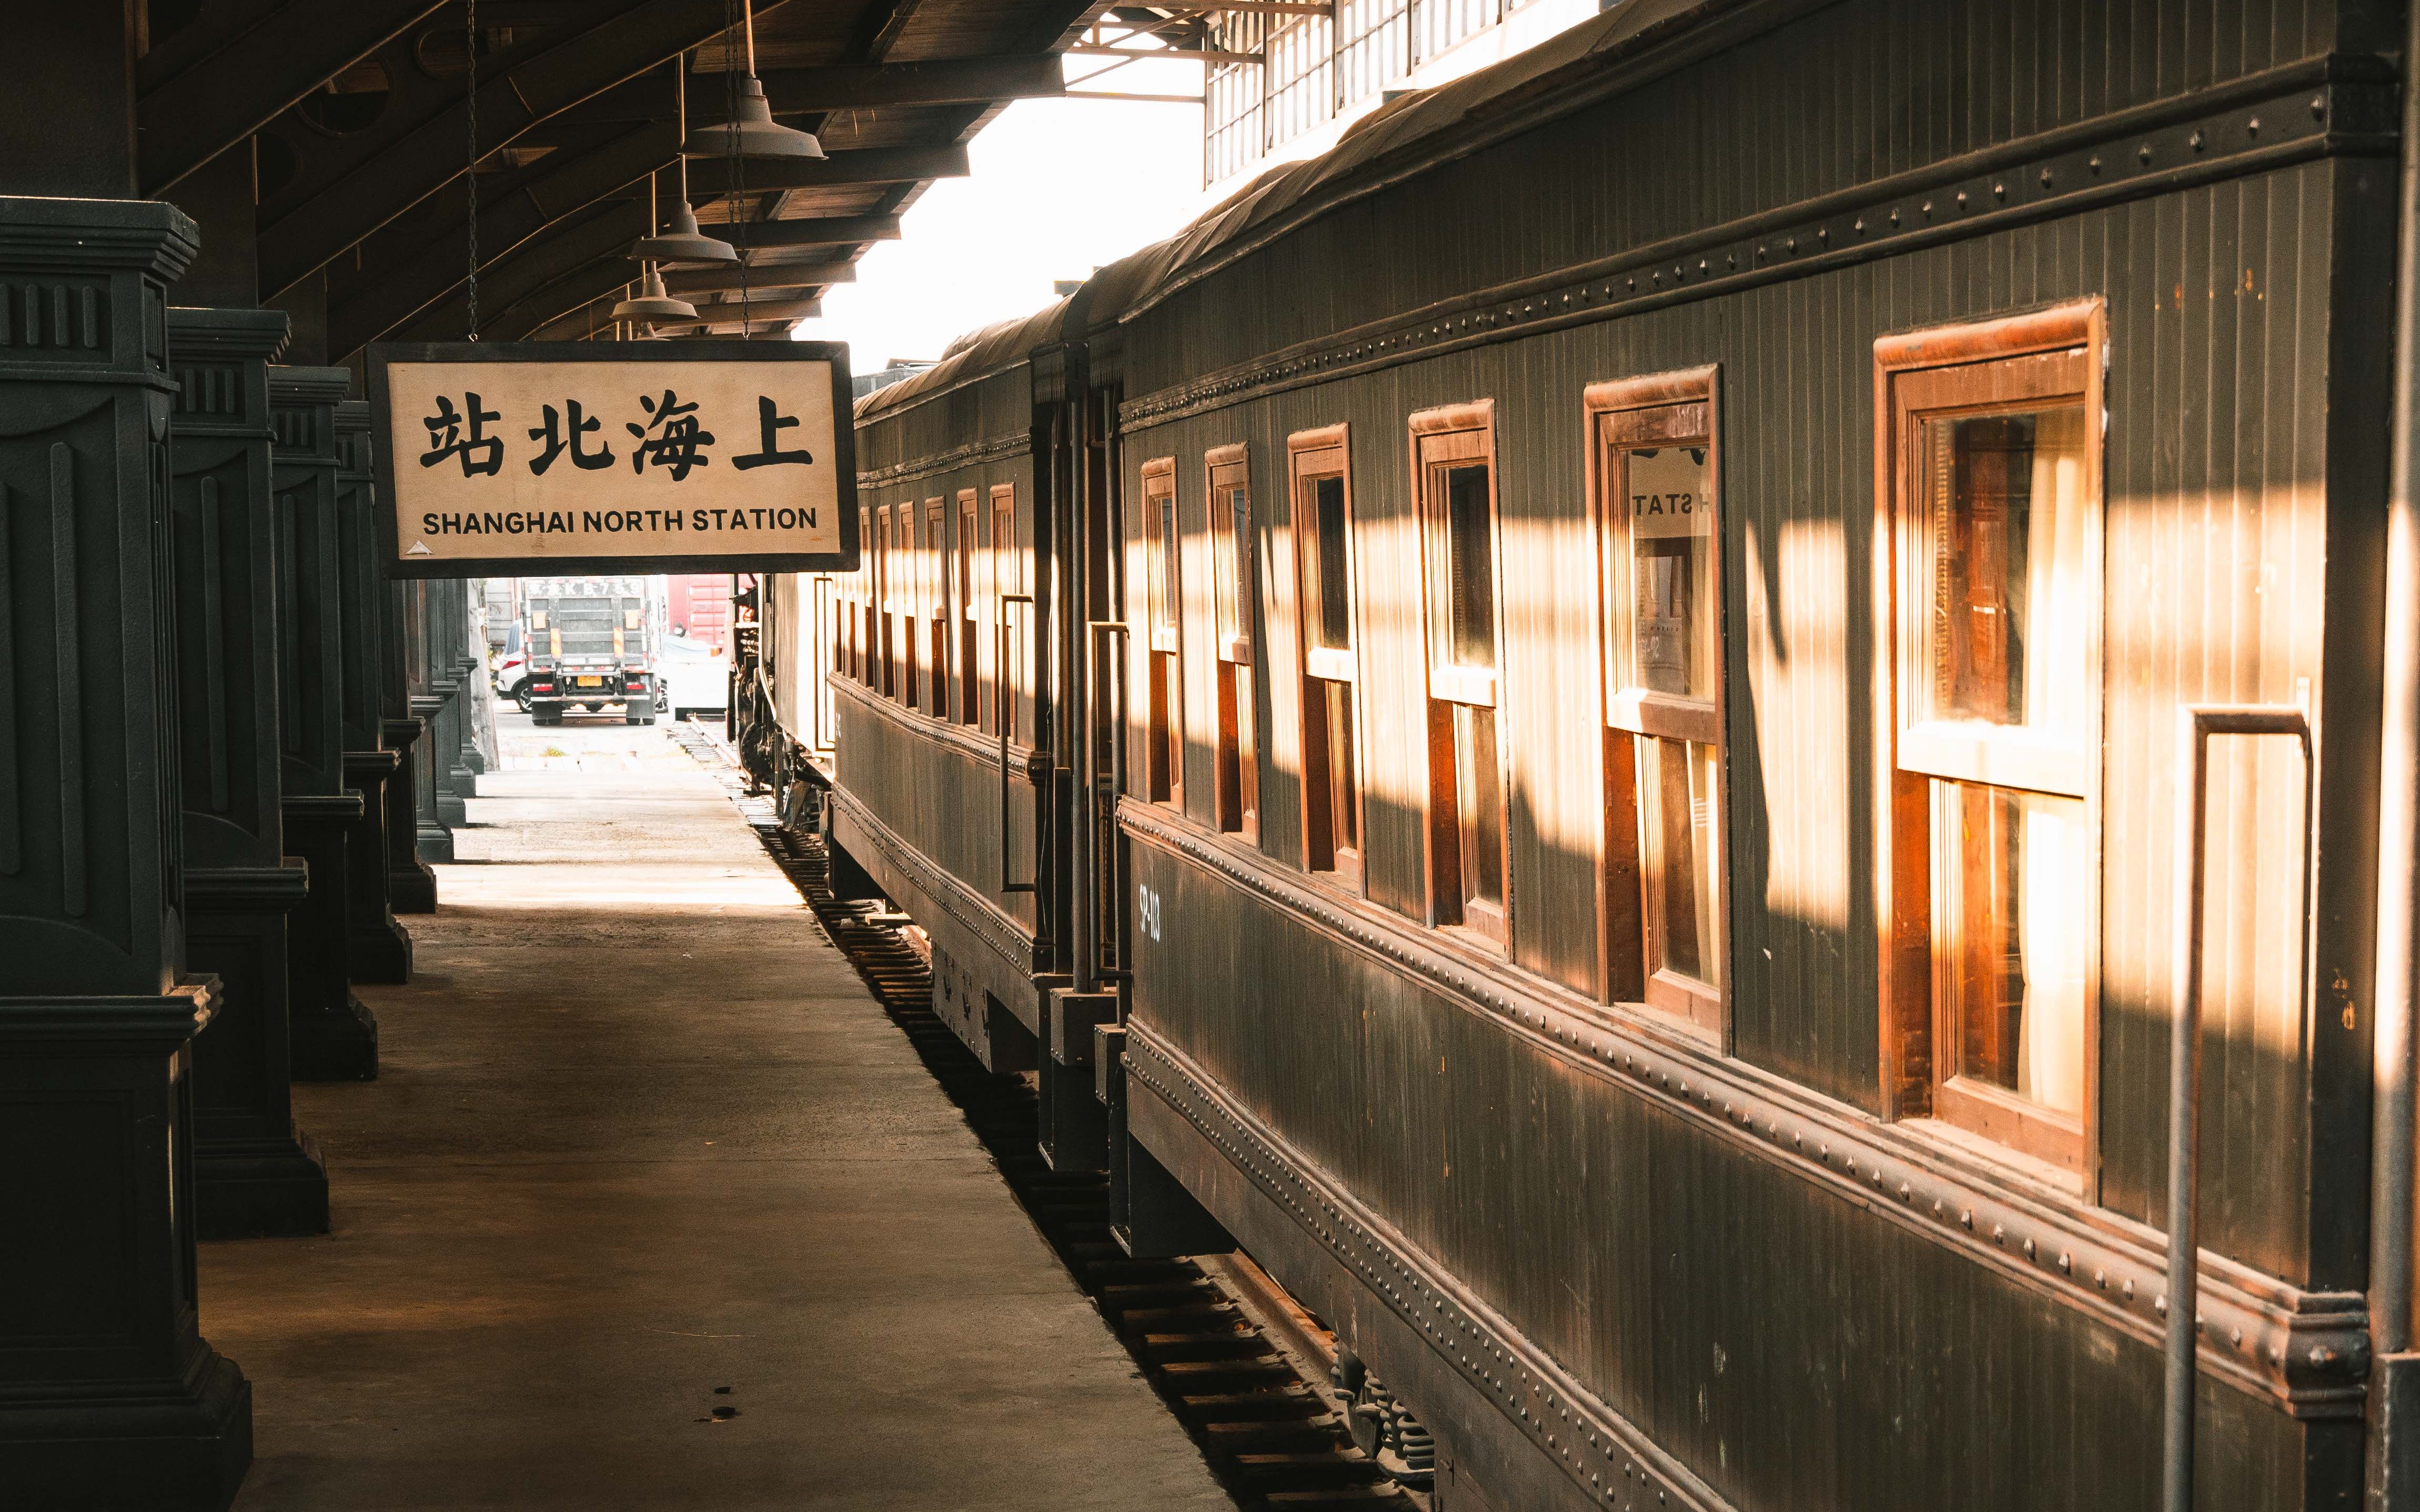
[1207,444,1258,842]
[957,490,979,724]
[1875,301,2104,1179]
[1290,426,1363,890]
[1413,402,1510,950]
[896,505,920,708]
[992,483,1021,745]
[1142,458,1182,806]
[875,504,895,697]
[861,501,881,677]
[925,498,948,718]
[1591,369,1726,1036]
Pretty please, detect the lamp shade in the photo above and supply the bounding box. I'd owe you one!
[611,268,700,327]
[632,201,738,266]
[680,75,824,160]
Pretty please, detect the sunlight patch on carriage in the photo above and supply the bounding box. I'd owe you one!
[1746,519,1850,932]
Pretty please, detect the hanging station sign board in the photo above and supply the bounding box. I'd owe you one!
[366,340,858,576]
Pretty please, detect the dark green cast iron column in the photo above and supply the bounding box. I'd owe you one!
[335,398,410,981]
[0,191,254,1506]
[169,305,328,1238]
[272,365,377,1080]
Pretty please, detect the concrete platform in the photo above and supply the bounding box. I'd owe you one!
[202,707,1231,1511]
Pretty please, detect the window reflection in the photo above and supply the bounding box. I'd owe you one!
[1933,779,2088,1115]
[1646,736,1721,987]
[1444,463,1495,668]
[1923,407,2088,732]
[1626,444,1715,700]
[1311,475,1350,652]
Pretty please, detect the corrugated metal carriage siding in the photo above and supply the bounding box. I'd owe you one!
[823,2,2401,1508]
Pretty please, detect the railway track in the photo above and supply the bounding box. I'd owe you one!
[669,725,1422,1510]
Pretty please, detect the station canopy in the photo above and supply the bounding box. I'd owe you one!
[142,1,1117,357]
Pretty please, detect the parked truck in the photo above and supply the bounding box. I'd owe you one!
[518,576,658,726]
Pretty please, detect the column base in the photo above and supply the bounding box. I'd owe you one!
[342,750,412,985]
[195,1132,328,1240]
[283,795,377,1081]
[186,865,328,1239]
[416,821,456,865]
[383,717,438,914]
[0,981,254,1510]
[0,1349,253,1512]
[289,990,378,1082]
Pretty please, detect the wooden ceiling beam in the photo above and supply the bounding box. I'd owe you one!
[531,53,1065,136]
[385,198,647,349]
[136,0,446,195]
[328,121,676,356]
[661,263,855,295]
[686,144,968,198]
[258,0,798,300]
[696,214,902,250]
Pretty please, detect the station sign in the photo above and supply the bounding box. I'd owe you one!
[366,340,858,577]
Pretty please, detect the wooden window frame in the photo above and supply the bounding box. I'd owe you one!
[1289,424,1366,893]
[1206,443,1259,843]
[896,504,920,709]
[1410,400,1512,952]
[1872,299,2106,1184]
[875,503,896,697]
[956,490,980,725]
[992,482,1021,746]
[856,504,873,684]
[1586,366,1727,1040]
[924,497,948,719]
[1141,457,1183,808]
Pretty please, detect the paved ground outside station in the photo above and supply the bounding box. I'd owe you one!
[201,706,1231,1511]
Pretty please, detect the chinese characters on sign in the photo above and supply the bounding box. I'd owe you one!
[374,352,848,571]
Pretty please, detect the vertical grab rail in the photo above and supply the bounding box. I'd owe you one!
[998,592,1036,895]
[2162,704,2314,1512]
[809,574,834,755]
[1089,620,1132,982]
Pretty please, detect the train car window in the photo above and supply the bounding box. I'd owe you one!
[855,505,871,683]
[875,504,895,698]
[1142,458,1182,807]
[1410,402,1509,951]
[1289,426,1363,890]
[992,483,1021,745]
[1207,445,1258,843]
[1588,369,1723,1037]
[1875,301,2104,1181]
[925,498,948,719]
[898,505,922,710]
[957,491,979,725]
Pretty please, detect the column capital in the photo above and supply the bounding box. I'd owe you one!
[0,197,198,280]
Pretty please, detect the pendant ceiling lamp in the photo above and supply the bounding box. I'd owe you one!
[636,58,738,265]
[613,266,701,327]
[680,0,824,160]
[617,173,702,328]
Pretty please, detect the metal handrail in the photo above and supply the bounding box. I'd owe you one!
[1088,620,1131,983]
[809,574,834,753]
[2162,703,2314,1512]
[997,592,1036,895]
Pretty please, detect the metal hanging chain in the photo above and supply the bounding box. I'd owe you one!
[465,0,480,340]
[728,0,751,338]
